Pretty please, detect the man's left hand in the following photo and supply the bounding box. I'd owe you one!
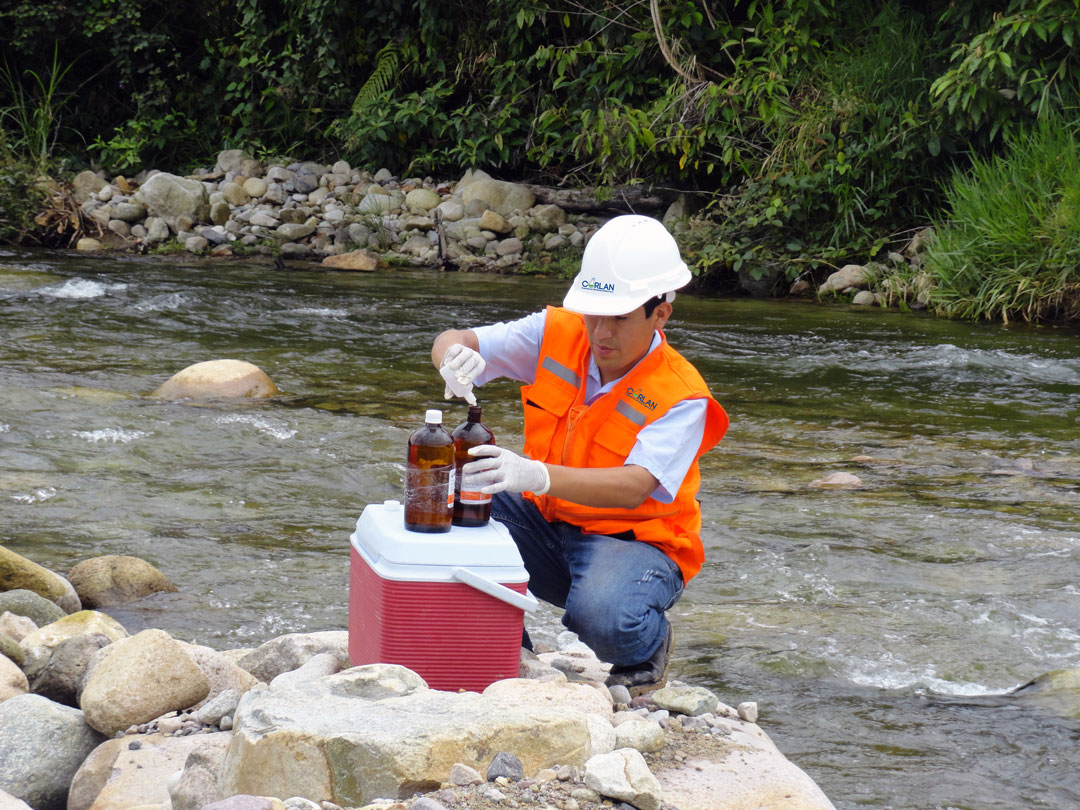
[463,445,550,495]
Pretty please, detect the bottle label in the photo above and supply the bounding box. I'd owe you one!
[447,467,455,509]
[458,489,491,505]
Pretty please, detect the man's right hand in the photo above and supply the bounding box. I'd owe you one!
[440,344,485,406]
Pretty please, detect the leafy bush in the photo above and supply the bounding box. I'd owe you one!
[919,115,1080,322]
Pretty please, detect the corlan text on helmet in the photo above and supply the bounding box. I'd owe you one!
[581,278,616,293]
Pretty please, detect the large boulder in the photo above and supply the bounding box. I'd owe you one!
[79,629,210,736]
[68,732,224,810]
[19,610,128,672]
[652,718,836,810]
[817,263,871,295]
[151,359,279,400]
[321,249,379,271]
[132,172,210,231]
[0,694,105,810]
[584,748,662,810]
[66,555,178,608]
[235,630,349,683]
[0,590,65,628]
[220,664,591,806]
[0,546,77,611]
[181,643,260,708]
[458,169,535,216]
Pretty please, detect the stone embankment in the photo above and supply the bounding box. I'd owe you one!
[0,542,839,810]
[69,151,602,273]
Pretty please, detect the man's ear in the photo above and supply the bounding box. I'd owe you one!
[652,300,673,330]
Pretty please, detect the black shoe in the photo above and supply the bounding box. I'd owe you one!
[604,622,673,697]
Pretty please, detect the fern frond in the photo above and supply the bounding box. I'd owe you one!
[352,41,401,111]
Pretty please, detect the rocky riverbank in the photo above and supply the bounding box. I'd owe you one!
[0,544,837,810]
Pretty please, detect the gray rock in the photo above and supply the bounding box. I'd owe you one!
[235,631,348,683]
[434,198,465,222]
[290,173,320,195]
[0,590,65,628]
[196,226,229,246]
[266,166,293,183]
[185,236,209,253]
[652,685,718,717]
[202,796,278,810]
[449,763,483,786]
[216,150,254,174]
[269,652,341,691]
[276,222,316,242]
[486,751,524,782]
[584,749,661,810]
[193,688,241,726]
[543,233,567,250]
[459,169,535,216]
[613,720,665,753]
[278,207,310,225]
[242,177,268,198]
[250,212,279,228]
[529,203,566,233]
[851,290,876,306]
[279,242,312,257]
[221,182,250,207]
[111,202,147,222]
[168,733,231,810]
[0,694,105,810]
[133,173,210,231]
[818,263,870,295]
[144,217,171,243]
[495,237,523,257]
[26,632,112,706]
[210,200,231,226]
[71,171,106,204]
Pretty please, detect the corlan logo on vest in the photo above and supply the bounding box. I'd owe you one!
[625,387,657,410]
[580,277,616,293]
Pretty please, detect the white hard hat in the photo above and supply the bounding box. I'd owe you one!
[563,215,691,316]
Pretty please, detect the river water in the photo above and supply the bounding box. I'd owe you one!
[1,247,1078,809]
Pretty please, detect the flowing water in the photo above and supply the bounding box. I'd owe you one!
[2,247,1078,809]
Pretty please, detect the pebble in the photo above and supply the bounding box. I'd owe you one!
[487,751,524,782]
[738,701,759,723]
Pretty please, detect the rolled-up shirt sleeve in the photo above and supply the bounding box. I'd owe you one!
[625,398,708,503]
[472,310,547,385]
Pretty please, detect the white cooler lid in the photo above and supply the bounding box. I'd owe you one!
[350,499,525,569]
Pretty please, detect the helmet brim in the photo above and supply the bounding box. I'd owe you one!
[562,264,691,316]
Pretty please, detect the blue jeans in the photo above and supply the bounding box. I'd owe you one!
[491,491,684,667]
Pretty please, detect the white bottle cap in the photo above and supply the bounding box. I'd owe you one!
[425,409,443,424]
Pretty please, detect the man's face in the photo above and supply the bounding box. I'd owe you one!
[583,301,671,384]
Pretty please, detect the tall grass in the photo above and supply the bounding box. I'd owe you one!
[0,45,76,172]
[922,115,1080,323]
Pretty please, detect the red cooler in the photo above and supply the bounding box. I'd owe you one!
[349,498,536,692]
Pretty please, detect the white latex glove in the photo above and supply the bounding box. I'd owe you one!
[440,344,486,406]
[462,445,550,496]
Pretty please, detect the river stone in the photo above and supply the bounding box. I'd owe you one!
[0,546,73,607]
[182,643,260,709]
[478,209,512,234]
[276,222,315,241]
[459,169,535,216]
[405,188,440,213]
[186,235,209,253]
[67,555,178,609]
[145,216,171,242]
[495,237,524,256]
[319,246,380,271]
[584,748,662,810]
[851,290,877,306]
[133,172,210,231]
[357,192,393,214]
[0,632,24,667]
[486,751,524,781]
[69,732,219,810]
[1011,668,1080,718]
[19,610,127,673]
[243,177,268,198]
[152,359,279,400]
[269,652,341,691]
[79,628,210,736]
[585,712,616,756]
[71,171,107,203]
[652,685,719,717]
[653,718,837,810]
[220,664,590,806]
[111,201,147,222]
[818,264,870,295]
[0,788,33,810]
[278,208,309,225]
[0,590,64,627]
[434,198,465,222]
[169,732,232,810]
[210,200,231,226]
[0,653,28,702]
[217,150,254,174]
[0,693,105,810]
[613,718,665,752]
[808,472,863,489]
[25,632,112,706]
[235,630,349,683]
[221,182,250,207]
[529,203,567,233]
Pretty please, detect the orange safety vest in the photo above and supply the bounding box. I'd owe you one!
[521,306,729,583]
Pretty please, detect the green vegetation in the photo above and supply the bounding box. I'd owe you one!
[1,0,1079,320]
[919,116,1080,322]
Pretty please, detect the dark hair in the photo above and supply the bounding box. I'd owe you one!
[643,294,666,318]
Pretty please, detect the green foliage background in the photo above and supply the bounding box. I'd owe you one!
[1,0,1079,319]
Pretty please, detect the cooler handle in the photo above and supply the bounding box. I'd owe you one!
[451,566,538,613]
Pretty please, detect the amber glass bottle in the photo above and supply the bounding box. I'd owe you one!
[404,409,454,533]
[451,405,496,527]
